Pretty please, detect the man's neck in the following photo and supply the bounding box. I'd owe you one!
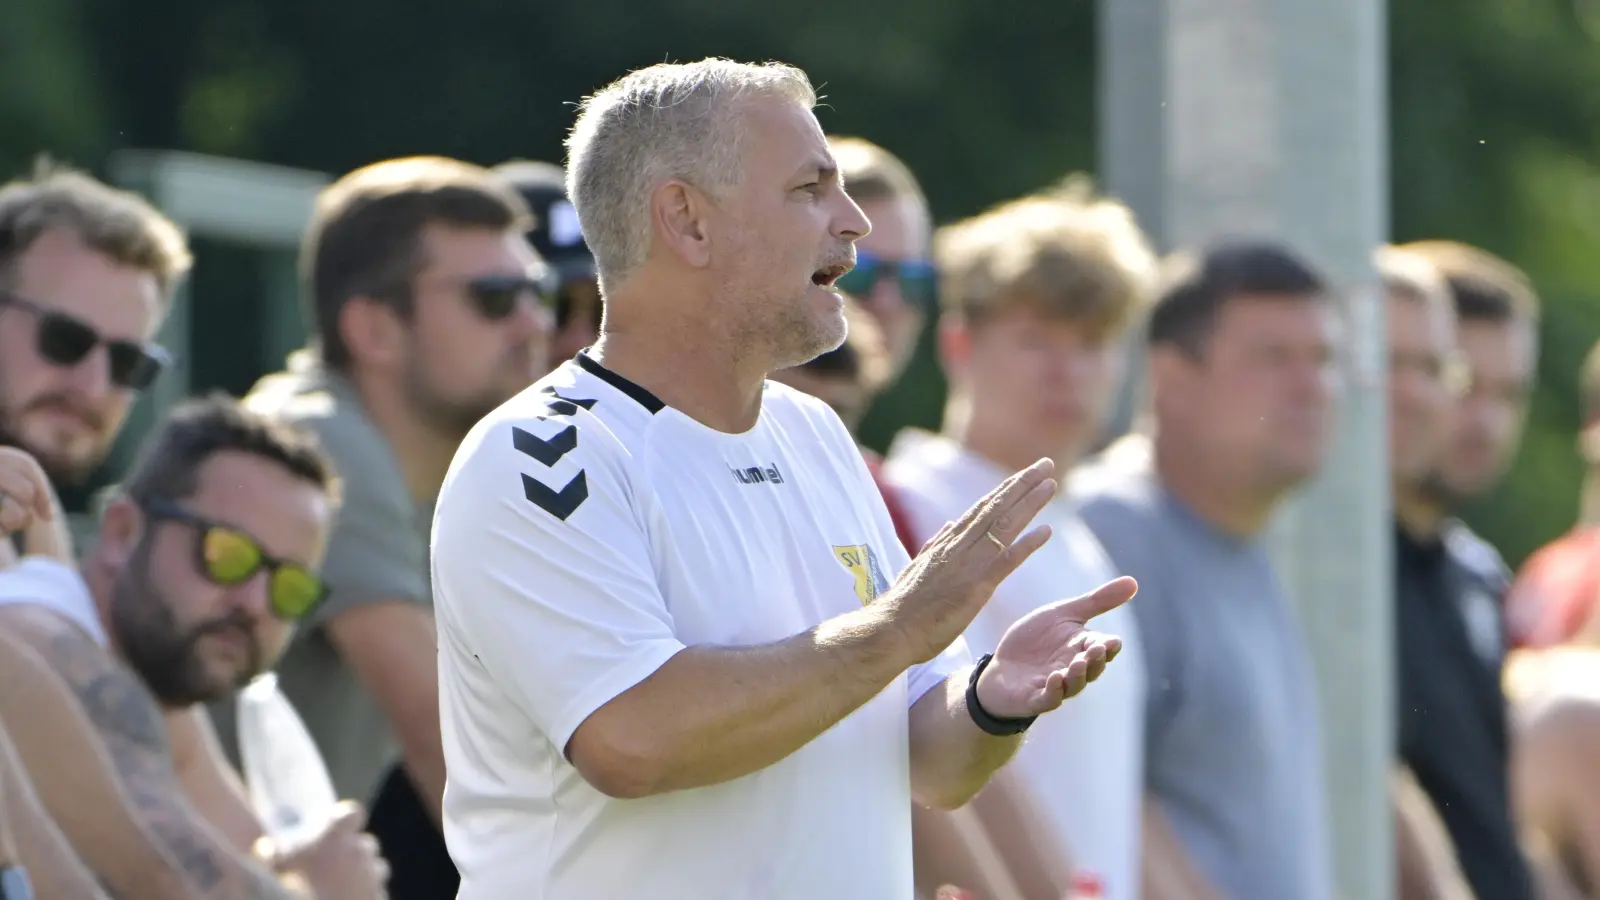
[1394,482,1446,540]
[593,284,768,433]
[1153,431,1277,538]
[349,371,462,507]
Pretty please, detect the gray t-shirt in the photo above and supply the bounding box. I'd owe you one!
[1074,463,1333,900]
[210,350,432,806]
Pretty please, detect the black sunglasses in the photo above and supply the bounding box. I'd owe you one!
[0,289,170,390]
[835,251,939,312]
[464,271,556,322]
[141,498,330,622]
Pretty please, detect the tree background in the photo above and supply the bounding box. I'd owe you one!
[5,0,1599,566]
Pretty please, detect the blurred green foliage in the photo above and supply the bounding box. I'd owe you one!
[3,0,1598,567]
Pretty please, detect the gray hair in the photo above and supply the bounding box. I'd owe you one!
[564,58,818,286]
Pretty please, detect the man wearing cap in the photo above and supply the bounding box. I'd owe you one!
[496,160,601,366]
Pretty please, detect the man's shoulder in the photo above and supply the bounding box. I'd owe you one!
[0,558,107,648]
[1445,520,1512,588]
[243,358,393,470]
[1069,462,1160,526]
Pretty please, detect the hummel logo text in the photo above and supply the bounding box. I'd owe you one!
[731,462,786,485]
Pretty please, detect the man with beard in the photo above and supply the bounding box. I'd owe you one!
[224,156,551,900]
[0,160,190,550]
[0,394,388,899]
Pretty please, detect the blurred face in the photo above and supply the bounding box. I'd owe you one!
[1155,294,1341,493]
[107,450,333,707]
[769,367,870,430]
[1388,292,1460,486]
[1435,318,1536,498]
[947,308,1124,467]
[549,275,601,366]
[402,224,551,433]
[0,228,164,483]
[711,96,871,371]
[848,195,933,373]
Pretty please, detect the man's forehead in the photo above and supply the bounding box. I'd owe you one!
[13,228,163,340]
[743,96,830,170]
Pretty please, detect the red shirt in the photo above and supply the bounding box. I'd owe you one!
[862,448,921,556]
[1506,526,1600,648]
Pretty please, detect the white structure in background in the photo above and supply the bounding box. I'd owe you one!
[1099,1,1393,898]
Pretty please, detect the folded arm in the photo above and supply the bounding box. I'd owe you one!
[0,608,302,899]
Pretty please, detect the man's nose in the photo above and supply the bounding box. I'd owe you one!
[61,345,114,398]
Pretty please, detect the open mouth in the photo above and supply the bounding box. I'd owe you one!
[812,264,849,289]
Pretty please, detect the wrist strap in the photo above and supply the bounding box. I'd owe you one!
[966,653,1037,736]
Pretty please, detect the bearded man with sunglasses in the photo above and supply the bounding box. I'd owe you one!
[213,156,551,900]
[0,394,390,899]
[0,161,188,554]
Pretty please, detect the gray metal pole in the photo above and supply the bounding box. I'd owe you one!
[1099,2,1393,899]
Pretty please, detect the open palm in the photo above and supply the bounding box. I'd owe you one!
[975,576,1138,720]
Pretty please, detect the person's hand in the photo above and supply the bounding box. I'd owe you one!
[0,447,70,564]
[974,576,1137,720]
[257,801,390,900]
[881,459,1058,664]
[885,459,1056,664]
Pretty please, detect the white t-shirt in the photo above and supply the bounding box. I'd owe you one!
[430,353,970,900]
[0,557,108,647]
[885,430,1147,900]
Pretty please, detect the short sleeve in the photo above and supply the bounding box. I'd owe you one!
[432,418,687,752]
[298,412,431,622]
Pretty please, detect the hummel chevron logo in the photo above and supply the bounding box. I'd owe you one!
[512,425,576,467]
[521,470,588,521]
[514,391,598,521]
[539,386,598,417]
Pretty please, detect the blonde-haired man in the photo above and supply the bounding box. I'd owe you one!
[0,159,189,493]
[885,178,1157,899]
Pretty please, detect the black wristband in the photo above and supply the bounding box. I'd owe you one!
[965,653,1037,736]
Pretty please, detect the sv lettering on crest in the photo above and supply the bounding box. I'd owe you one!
[833,543,890,606]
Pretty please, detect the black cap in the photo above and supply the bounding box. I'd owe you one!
[494,160,595,285]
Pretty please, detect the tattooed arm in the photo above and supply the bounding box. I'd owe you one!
[0,715,115,900]
[0,607,305,900]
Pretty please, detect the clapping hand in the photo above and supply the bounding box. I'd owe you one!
[974,576,1136,720]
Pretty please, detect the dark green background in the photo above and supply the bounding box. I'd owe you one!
[7,0,1600,566]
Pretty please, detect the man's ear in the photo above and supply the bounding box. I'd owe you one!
[651,180,712,269]
[338,296,407,371]
[937,314,973,381]
[97,496,144,569]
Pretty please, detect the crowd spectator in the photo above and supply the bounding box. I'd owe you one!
[0,161,189,551]
[1074,242,1340,900]
[1382,243,1537,900]
[224,155,551,900]
[885,179,1158,900]
[0,395,387,899]
[495,159,602,363]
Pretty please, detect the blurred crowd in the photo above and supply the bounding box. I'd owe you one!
[0,73,1595,900]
